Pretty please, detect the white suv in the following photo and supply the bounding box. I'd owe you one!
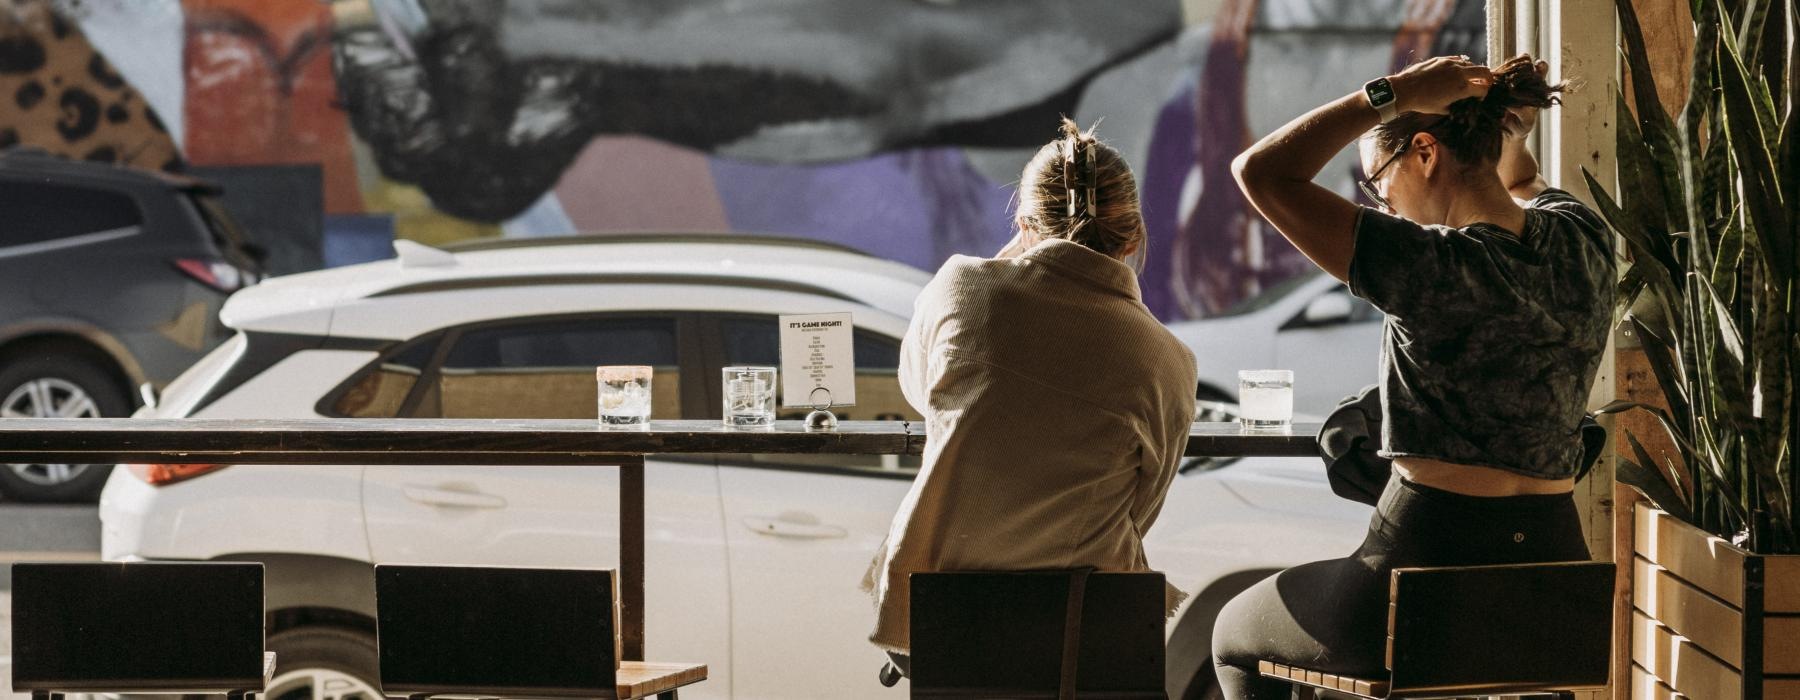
[100,235,1369,700]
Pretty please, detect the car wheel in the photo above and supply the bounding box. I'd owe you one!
[0,355,131,502]
[265,626,383,700]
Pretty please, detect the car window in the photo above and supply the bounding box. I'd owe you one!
[423,317,682,420]
[718,316,920,475]
[331,337,438,418]
[0,181,141,250]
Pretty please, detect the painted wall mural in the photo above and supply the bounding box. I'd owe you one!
[1,0,1484,321]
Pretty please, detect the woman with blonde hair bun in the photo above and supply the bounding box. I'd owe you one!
[863,118,1198,680]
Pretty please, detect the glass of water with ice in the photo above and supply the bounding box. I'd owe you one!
[597,366,653,429]
[723,366,776,429]
[1237,369,1294,431]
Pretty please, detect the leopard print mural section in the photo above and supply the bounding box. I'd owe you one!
[0,0,181,171]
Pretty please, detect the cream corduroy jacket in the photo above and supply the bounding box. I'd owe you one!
[862,238,1198,653]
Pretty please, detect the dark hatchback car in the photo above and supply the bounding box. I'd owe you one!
[0,149,263,501]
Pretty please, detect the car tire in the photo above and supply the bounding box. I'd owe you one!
[0,354,131,502]
[263,625,384,700]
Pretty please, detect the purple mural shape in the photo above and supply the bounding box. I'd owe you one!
[332,0,1180,223]
[709,148,1012,273]
[1142,0,1489,319]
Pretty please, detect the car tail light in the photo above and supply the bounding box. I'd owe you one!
[125,463,229,486]
[173,258,251,293]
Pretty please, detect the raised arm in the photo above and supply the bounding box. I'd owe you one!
[1496,60,1553,201]
[1231,57,1493,281]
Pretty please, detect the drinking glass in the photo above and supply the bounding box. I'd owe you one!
[1238,369,1294,430]
[722,366,776,429]
[596,366,653,429]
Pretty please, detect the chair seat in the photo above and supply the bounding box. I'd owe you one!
[616,662,707,700]
[1259,661,1388,699]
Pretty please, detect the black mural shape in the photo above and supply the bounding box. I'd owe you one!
[55,87,100,141]
[0,33,44,74]
[335,22,881,221]
[86,52,124,89]
[15,80,44,109]
[333,2,1179,223]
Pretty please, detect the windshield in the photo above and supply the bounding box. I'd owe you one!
[1211,271,1321,317]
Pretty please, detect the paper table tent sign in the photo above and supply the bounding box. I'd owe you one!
[778,312,856,409]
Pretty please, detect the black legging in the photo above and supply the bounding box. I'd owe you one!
[1210,474,1589,700]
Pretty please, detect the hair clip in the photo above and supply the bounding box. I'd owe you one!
[1063,137,1079,217]
[1084,141,1098,217]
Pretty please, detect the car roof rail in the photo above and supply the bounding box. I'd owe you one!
[438,232,875,258]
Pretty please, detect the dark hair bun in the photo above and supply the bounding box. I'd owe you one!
[1376,54,1568,166]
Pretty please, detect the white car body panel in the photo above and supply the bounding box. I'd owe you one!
[327,284,909,342]
[1169,273,1383,415]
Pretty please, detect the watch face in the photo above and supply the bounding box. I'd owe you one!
[1366,79,1395,106]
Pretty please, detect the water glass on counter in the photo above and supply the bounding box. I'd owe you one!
[1237,369,1293,430]
[597,366,653,429]
[723,366,776,429]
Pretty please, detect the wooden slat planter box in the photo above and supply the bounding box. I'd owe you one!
[1630,503,1800,699]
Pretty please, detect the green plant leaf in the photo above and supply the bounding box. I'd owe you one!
[1680,2,1721,234]
[1630,313,1695,427]
[1584,169,1682,293]
[1617,0,1693,232]
[1719,10,1795,283]
[1713,220,1748,292]
[1596,399,1701,457]
[1695,273,1748,368]
[1620,452,1696,524]
[1620,91,1679,239]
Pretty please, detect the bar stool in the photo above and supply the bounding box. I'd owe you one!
[10,562,274,700]
[373,565,705,700]
[908,570,1167,699]
[1258,561,1614,699]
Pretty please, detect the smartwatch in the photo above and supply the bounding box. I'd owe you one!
[1364,77,1399,123]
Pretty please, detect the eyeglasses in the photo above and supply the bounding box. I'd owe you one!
[1357,118,1444,213]
[1357,143,1409,213]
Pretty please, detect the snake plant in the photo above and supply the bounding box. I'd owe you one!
[1584,0,1797,553]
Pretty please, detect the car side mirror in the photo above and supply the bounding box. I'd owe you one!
[1302,292,1356,325]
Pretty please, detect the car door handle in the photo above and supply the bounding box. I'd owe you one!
[403,485,508,509]
[742,515,848,540]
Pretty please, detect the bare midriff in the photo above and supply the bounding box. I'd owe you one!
[1394,456,1576,497]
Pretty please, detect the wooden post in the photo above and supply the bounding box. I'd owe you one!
[620,455,646,662]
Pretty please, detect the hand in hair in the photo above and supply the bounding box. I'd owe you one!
[1391,55,1493,115]
[1501,59,1552,140]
